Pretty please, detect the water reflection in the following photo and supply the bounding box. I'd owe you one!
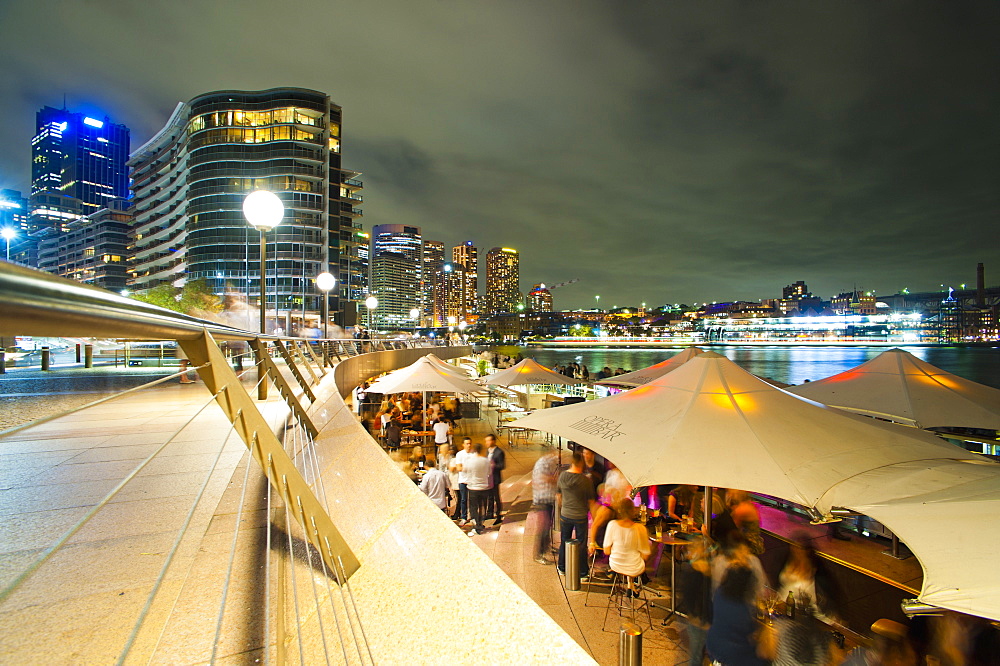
[505,345,1000,389]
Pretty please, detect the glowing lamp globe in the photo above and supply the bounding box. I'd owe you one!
[315,272,337,292]
[243,190,284,230]
[1,228,16,241]
[365,296,378,310]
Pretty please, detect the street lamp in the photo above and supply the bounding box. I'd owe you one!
[365,295,378,331]
[1,227,16,261]
[595,294,600,311]
[409,307,421,330]
[315,272,337,339]
[243,190,284,335]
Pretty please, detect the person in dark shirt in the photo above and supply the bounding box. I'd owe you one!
[581,447,606,487]
[556,452,597,577]
[707,565,769,666]
[678,537,712,666]
[383,419,402,451]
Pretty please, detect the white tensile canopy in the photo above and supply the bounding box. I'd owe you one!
[366,355,482,395]
[788,348,1000,430]
[514,351,1000,620]
[423,353,471,378]
[596,347,705,386]
[820,459,1000,621]
[479,358,583,387]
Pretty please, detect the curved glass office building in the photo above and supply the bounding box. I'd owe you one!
[129,88,364,330]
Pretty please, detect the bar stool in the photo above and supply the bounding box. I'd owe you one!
[603,571,653,630]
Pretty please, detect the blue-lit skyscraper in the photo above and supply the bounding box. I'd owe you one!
[30,106,130,222]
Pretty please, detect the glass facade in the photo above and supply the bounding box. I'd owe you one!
[129,88,363,330]
[30,107,130,217]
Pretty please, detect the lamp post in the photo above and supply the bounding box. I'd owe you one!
[1,228,16,261]
[243,190,284,333]
[243,190,284,400]
[315,272,337,339]
[365,295,378,332]
[595,294,600,311]
[409,307,421,331]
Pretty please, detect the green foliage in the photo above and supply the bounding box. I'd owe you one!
[569,325,594,337]
[131,279,223,315]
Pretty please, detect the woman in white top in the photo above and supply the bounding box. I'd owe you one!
[603,498,651,578]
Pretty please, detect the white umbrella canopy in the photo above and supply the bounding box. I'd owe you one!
[513,352,979,512]
[597,347,705,386]
[423,353,470,378]
[820,458,1000,621]
[788,348,1000,430]
[367,355,482,394]
[479,358,583,387]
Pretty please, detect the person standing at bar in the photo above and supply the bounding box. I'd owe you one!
[556,452,597,577]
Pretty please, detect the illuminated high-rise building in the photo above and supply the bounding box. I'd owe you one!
[369,224,422,329]
[37,201,132,292]
[484,247,520,314]
[421,239,445,325]
[30,106,130,219]
[451,241,477,321]
[0,190,28,233]
[432,262,466,328]
[528,283,553,312]
[129,88,362,329]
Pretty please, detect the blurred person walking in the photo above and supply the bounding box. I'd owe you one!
[419,458,450,511]
[531,451,559,564]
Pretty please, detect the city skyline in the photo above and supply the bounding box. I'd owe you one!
[1,2,997,307]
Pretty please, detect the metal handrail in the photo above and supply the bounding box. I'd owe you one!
[0,261,262,341]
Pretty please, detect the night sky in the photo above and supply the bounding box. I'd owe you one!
[1,2,997,309]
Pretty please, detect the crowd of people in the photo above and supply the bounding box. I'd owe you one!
[362,377,998,665]
[527,445,998,665]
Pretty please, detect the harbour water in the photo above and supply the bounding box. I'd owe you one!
[492,345,1000,389]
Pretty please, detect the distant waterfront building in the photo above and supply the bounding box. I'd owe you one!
[483,247,520,314]
[832,290,877,315]
[528,283,553,312]
[30,106,130,219]
[128,88,362,330]
[37,201,132,292]
[369,224,422,329]
[451,241,477,321]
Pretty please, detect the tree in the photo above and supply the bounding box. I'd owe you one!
[132,279,223,316]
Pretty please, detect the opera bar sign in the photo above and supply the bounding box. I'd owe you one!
[569,416,626,441]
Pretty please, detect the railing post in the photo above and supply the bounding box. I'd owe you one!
[619,622,643,665]
[0,350,5,374]
[255,340,268,400]
[76,343,81,363]
[41,346,51,371]
[84,344,93,368]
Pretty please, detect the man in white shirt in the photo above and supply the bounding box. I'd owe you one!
[419,458,450,511]
[451,437,474,525]
[463,442,492,536]
[432,418,452,446]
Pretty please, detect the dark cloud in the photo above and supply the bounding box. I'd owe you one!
[0,0,997,307]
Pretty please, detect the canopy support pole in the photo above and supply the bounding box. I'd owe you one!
[704,486,712,538]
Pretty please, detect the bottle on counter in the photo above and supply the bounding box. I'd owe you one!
[785,590,795,619]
